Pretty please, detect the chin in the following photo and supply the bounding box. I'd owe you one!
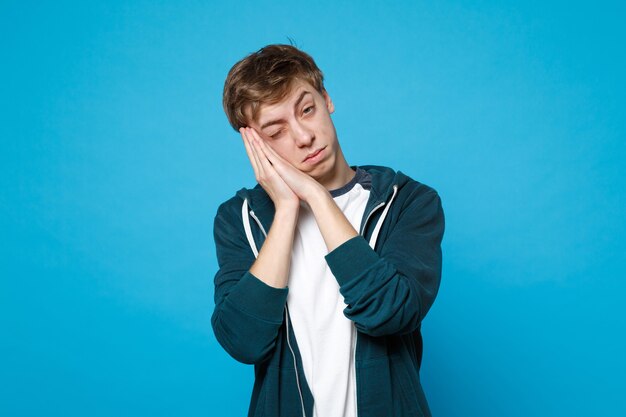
[308,155,334,179]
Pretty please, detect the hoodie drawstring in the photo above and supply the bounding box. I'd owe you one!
[239,185,399,417]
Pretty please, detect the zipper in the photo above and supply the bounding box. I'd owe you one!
[351,324,359,417]
[247,205,307,417]
[353,184,398,415]
[350,201,386,417]
[360,202,385,235]
[245,184,397,417]
[285,306,307,417]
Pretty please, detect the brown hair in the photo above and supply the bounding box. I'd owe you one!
[222,44,325,131]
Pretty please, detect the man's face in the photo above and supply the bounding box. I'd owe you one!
[247,79,340,182]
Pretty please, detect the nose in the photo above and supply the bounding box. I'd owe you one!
[292,121,314,147]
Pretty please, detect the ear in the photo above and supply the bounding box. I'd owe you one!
[322,90,335,114]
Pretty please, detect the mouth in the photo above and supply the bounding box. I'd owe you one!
[303,146,327,163]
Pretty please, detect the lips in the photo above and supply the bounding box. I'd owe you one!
[303,146,326,162]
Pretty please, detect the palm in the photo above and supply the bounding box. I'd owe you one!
[240,128,299,209]
[247,128,319,200]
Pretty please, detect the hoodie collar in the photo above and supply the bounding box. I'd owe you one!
[236,164,408,231]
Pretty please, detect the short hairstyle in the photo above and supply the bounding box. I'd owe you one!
[222,44,325,131]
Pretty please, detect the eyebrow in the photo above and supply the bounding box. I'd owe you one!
[260,91,311,130]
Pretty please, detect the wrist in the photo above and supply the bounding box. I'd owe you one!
[301,181,329,204]
[275,202,300,219]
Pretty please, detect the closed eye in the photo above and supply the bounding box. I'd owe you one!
[269,129,284,139]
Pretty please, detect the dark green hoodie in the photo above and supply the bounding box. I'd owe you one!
[211,165,445,417]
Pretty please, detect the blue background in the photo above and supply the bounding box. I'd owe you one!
[2,1,625,416]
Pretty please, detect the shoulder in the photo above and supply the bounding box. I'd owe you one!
[358,164,441,200]
[214,191,246,228]
[401,176,440,202]
[361,164,443,224]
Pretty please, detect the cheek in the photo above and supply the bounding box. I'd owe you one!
[318,114,336,134]
[321,122,337,142]
[269,142,293,160]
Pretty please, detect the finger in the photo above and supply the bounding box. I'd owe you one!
[251,133,300,181]
[256,136,283,165]
[248,128,287,167]
[248,129,276,171]
[240,128,260,173]
[245,128,267,179]
[242,128,265,180]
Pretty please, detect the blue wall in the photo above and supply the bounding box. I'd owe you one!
[1,1,624,416]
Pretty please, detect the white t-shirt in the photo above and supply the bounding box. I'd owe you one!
[287,168,372,417]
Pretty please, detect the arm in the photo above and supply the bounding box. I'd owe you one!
[305,186,360,251]
[323,188,445,337]
[211,202,291,364]
[246,129,445,336]
[241,126,300,290]
[210,129,300,364]
[246,128,359,252]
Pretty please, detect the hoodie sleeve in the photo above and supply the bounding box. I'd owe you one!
[211,200,288,364]
[324,187,445,337]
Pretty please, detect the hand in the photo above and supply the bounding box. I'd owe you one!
[240,127,299,212]
[243,127,324,203]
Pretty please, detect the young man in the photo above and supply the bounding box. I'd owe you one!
[211,44,445,417]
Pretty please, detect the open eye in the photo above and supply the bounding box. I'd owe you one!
[303,105,315,115]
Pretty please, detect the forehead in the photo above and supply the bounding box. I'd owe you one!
[254,81,318,124]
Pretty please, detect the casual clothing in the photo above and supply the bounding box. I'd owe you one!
[288,167,371,417]
[211,165,445,417]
